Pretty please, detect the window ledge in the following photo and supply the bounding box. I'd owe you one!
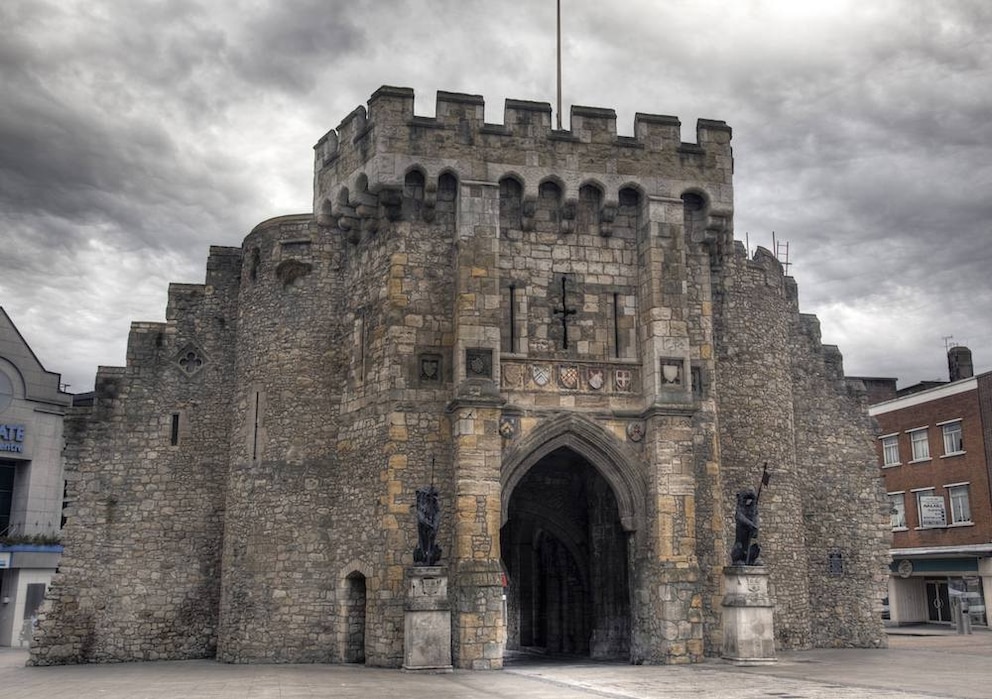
[891,527,909,532]
[946,521,974,528]
[882,463,902,469]
[915,526,946,530]
[909,458,932,465]
[940,452,966,459]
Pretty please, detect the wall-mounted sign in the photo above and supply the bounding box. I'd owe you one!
[0,423,25,453]
[919,495,947,528]
[897,559,914,578]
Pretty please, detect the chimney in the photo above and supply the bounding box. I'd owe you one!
[948,345,974,382]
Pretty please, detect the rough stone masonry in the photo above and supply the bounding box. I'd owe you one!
[30,86,890,668]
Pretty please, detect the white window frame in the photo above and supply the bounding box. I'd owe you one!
[880,433,900,467]
[887,491,907,530]
[907,427,931,462]
[945,482,972,525]
[939,419,964,456]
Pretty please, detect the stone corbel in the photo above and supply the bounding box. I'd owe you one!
[423,181,438,222]
[560,198,577,234]
[354,190,378,219]
[599,201,618,237]
[336,204,361,244]
[703,209,734,266]
[521,195,537,231]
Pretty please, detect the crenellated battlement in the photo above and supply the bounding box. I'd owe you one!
[316,85,731,163]
[313,86,733,219]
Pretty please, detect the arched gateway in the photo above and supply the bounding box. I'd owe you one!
[500,415,645,660]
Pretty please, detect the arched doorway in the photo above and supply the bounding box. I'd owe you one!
[500,447,631,660]
[343,571,367,663]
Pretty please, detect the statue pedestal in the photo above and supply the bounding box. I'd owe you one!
[403,566,452,672]
[721,565,777,665]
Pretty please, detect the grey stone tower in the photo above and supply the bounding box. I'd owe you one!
[31,87,890,668]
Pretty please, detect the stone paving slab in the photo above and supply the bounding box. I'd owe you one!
[3,633,991,699]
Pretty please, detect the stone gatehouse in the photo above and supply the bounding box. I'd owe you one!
[30,86,890,668]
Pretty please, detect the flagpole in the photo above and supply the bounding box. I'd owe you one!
[556,0,562,130]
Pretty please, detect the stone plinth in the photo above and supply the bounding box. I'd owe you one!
[404,566,452,672]
[721,565,776,665]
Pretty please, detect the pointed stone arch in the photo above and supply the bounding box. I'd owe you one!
[498,174,524,232]
[500,413,645,533]
[336,560,372,664]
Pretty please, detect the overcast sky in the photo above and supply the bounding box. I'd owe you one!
[2,0,990,393]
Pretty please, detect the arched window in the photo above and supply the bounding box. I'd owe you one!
[615,187,640,235]
[403,169,426,220]
[682,192,706,237]
[436,172,459,227]
[499,177,523,233]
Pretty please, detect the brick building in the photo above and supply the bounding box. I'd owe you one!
[868,347,992,626]
[31,87,889,667]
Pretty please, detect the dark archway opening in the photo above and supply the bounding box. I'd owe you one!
[343,572,367,663]
[500,447,630,660]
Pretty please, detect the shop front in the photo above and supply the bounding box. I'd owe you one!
[887,547,992,628]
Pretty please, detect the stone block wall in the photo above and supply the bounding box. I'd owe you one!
[31,247,241,664]
[714,243,887,650]
[791,318,889,648]
[31,86,888,668]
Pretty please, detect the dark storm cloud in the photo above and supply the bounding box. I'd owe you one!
[1,0,263,387]
[226,0,370,94]
[2,0,990,390]
[0,1,258,253]
[590,0,992,383]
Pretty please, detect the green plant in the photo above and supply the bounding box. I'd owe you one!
[0,532,62,546]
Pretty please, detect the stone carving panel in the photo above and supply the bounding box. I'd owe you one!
[500,361,639,393]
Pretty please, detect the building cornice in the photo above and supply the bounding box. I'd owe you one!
[869,378,978,416]
[890,543,992,558]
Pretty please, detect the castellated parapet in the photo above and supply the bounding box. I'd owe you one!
[313,86,732,243]
[31,87,888,668]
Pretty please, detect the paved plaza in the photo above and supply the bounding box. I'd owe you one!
[3,627,990,698]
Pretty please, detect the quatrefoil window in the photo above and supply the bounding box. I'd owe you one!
[176,344,207,376]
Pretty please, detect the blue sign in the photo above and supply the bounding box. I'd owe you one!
[0,423,25,453]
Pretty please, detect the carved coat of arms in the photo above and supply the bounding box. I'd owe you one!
[420,356,440,382]
[661,362,682,385]
[532,365,551,387]
[558,366,578,389]
[587,367,604,390]
[615,369,632,392]
[499,415,519,439]
[502,363,525,388]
